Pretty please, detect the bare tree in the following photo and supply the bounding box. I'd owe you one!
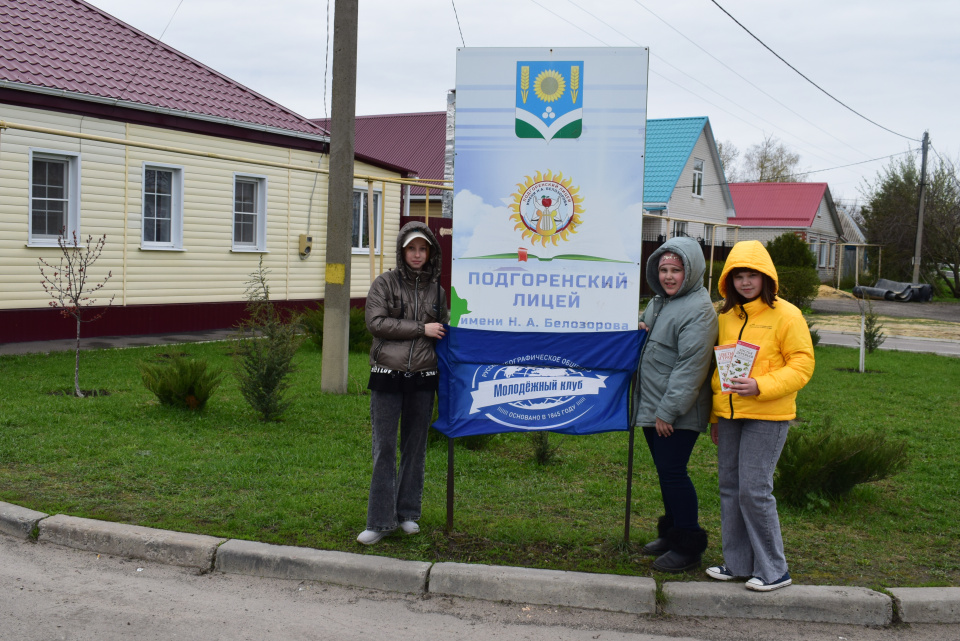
[717,139,741,182]
[742,134,804,182]
[38,231,115,397]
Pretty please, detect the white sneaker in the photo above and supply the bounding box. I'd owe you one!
[745,572,792,592]
[399,520,420,535]
[357,529,391,545]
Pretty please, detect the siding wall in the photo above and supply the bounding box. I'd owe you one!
[0,103,402,312]
[644,132,733,244]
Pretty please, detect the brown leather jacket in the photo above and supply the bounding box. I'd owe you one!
[365,222,448,373]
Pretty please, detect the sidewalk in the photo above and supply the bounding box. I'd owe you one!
[817,330,960,357]
[1,500,958,626]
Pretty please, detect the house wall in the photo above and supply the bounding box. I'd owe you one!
[0,102,402,316]
[664,132,732,245]
[407,197,444,220]
[735,222,840,283]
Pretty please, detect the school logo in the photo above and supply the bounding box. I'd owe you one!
[516,61,583,140]
[468,364,607,430]
[509,170,584,246]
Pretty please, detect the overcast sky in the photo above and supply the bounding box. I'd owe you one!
[86,0,960,204]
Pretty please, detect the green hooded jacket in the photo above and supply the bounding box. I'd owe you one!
[631,236,718,432]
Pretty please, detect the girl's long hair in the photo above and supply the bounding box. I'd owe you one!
[720,268,778,314]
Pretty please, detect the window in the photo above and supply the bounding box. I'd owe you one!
[828,242,836,268]
[142,164,183,249]
[672,221,688,237]
[703,225,713,245]
[29,149,80,245]
[691,158,704,197]
[352,189,382,252]
[233,174,267,251]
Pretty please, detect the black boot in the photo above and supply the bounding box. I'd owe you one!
[641,515,672,556]
[652,526,708,573]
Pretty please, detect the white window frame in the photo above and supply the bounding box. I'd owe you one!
[691,158,704,198]
[672,221,688,238]
[351,187,383,254]
[141,162,184,250]
[232,173,268,252]
[828,242,836,268]
[809,236,820,263]
[28,148,81,247]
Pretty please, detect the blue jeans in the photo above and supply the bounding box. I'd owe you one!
[366,389,434,531]
[643,427,702,531]
[717,418,790,583]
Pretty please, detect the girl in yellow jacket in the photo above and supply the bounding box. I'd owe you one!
[705,241,814,592]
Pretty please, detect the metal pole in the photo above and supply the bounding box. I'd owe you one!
[446,437,455,533]
[367,180,375,282]
[912,131,930,285]
[624,425,636,545]
[320,0,358,394]
[425,187,431,225]
[707,225,717,297]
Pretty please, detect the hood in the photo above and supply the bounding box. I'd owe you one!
[717,240,779,298]
[646,236,707,298]
[396,221,442,282]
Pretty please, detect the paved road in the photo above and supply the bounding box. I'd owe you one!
[3,535,953,641]
[812,298,960,321]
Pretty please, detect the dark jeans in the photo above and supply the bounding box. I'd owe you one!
[366,388,434,531]
[643,427,701,531]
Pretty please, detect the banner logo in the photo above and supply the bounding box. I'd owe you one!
[516,61,583,140]
[469,363,607,430]
[509,170,583,246]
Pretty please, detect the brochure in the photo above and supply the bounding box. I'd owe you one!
[716,340,760,394]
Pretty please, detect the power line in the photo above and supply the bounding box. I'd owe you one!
[550,0,858,170]
[451,0,466,47]
[630,0,870,159]
[708,0,918,142]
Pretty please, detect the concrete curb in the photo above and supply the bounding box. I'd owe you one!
[215,539,430,594]
[4,502,960,624]
[889,587,960,623]
[430,562,657,615]
[663,582,892,625]
[0,501,48,539]
[37,514,225,570]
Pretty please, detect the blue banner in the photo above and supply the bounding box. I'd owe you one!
[434,327,645,437]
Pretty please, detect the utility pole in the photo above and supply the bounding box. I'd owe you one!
[321,0,359,393]
[911,130,929,285]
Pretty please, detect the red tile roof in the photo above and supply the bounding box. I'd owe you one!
[728,182,828,227]
[313,112,446,195]
[0,0,326,139]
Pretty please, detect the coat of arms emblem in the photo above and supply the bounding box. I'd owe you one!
[516,61,584,140]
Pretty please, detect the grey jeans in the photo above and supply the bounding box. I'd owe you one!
[716,418,790,583]
[366,388,434,531]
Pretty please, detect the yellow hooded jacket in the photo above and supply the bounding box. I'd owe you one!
[711,241,815,422]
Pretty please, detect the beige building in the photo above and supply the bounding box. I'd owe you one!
[0,0,405,342]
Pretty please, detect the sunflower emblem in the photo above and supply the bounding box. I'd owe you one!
[509,170,584,247]
[533,69,566,103]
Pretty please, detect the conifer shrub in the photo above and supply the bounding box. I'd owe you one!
[766,233,821,309]
[140,354,223,410]
[863,301,886,353]
[234,258,303,421]
[300,303,372,353]
[775,416,909,507]
[530,431,561,465]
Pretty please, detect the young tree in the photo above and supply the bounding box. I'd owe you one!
[717,139,741,182]
[38,231,114,397]
[233,257,303,421]
[742,134,804,183]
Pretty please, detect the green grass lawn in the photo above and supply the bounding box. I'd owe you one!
[0,341,957,589]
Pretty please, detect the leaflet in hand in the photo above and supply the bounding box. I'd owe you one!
[715,340,760,394]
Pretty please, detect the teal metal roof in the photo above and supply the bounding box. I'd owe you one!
[643,117,708,205]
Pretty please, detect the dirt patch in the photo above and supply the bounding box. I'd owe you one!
[817,285,857,300]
